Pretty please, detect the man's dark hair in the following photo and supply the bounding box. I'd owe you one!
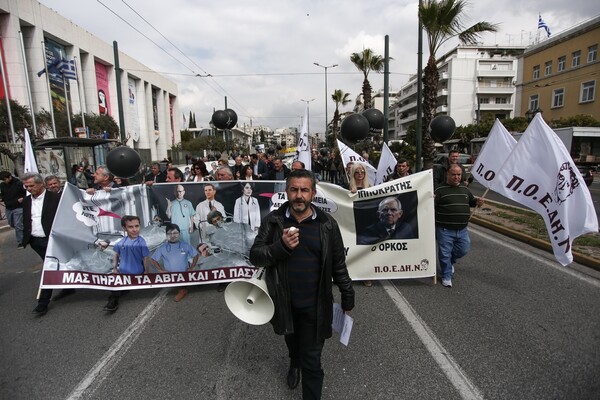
[167,167,184,181]
[449,149,460,156]
[121,215,140,228]
[286,169,316,191]
[44,175,59,185]
[166,223,180,233]
[0,171,12,180]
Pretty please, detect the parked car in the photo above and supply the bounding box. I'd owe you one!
[578,166,594,187]
[433,153,474,172]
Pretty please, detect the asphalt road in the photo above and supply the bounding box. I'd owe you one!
[1,223,599,400]
[469,178,600,223]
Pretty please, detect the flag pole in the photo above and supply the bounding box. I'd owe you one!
[41,41,57,137]
[59,51,73,137]
[74,56,86,130]
[0,45,16,144]
[18,30,37,138]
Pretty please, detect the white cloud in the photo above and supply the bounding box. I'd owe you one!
[39,0,598,133]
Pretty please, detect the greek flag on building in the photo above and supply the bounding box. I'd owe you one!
[538,14,551,37]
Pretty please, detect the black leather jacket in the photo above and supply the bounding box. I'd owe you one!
[249,202,354,340]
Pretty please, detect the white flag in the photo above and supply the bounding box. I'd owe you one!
[296,104,311,171]
[488,113,598,266]
[336,139,377,184]
[374,142,396,185]
[24,128,39,174]
[471,119,517,189]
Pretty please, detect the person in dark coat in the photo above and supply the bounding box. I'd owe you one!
[22,173,74,315]
[250,169,354,399]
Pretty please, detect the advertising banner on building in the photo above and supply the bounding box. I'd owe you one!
[95,61,111,116]
[128,77,140,142]
[40,172,435,290]
[42,39,69,119]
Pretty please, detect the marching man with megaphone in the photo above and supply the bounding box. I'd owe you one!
[250,169,355,400]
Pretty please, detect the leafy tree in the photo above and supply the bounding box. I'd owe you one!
[550,114,600,128]
[350,48,385,110]
[180,129,192,142]
[419,0,498,165]
[181,136,226,157]
[331,89,352,138]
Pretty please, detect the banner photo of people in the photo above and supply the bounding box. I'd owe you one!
[40,171,435,291]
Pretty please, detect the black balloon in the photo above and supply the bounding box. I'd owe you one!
[341,113,370,143]
[224,109,238,129]
[362,108,384,133]
[106,146,141,178]
[267,147,276,155]
[212,110,230,130]
[429,115,456,142]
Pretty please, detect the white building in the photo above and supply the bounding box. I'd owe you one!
[395,44,526,138]
[273,127,298,148]
[0,0,179,162]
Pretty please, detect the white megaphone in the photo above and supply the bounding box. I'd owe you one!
[224,267,275,325]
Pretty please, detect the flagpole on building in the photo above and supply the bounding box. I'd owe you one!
[74,56,86,130]
[41,41,57,137]
[59,51,73,137]
[0,46,16,144]
[18,30,37,137]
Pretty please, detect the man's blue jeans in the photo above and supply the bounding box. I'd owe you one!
[435,226,471,281]
[6,207,24,244]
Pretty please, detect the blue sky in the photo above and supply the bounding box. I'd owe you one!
[40,0,599,132]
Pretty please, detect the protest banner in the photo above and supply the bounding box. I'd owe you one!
[40,172,436,290]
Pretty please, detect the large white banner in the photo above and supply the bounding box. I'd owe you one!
[40,173,435,290]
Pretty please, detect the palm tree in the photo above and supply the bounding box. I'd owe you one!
[350,48,385,110]
[331,89,352,137]
[419,0,498,164]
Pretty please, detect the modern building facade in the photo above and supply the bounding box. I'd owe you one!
[515,16,599,121]
[395,44,526,138]
[0,0,179,163]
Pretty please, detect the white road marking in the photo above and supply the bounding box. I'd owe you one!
[65,289,169,400]
[471,227,600,288]
[383,282,485,400]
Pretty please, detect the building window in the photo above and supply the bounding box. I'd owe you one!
[552,88,564,108]
[588,45,598,63]
[557,56,566,72]
[572,51,581,67]
[581,81,595,103]
[495,97,508,104]
[529,95,539,111]
[532,65,540,79]
[479,97,489,104]
[544,61,552,76]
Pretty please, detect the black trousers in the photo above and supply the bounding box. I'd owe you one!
[29,237,53,306]
[30,236,74,306]
[284,306,325,400]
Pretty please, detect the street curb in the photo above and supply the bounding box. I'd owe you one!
[471,216,600,271]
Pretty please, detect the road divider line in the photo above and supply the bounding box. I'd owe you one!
[66,289,169,400]
[471,227,600,288]
[382,282,485,400]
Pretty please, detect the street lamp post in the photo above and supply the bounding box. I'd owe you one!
[314,62,338,143]
[300,98,315,132]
